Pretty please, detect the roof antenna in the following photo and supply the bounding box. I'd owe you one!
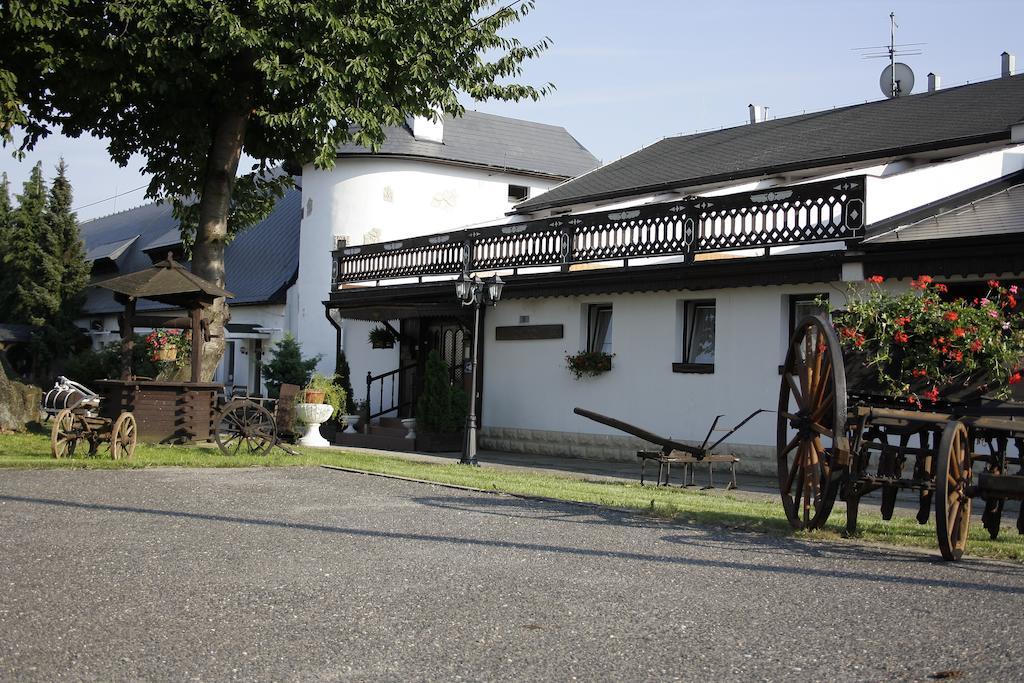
[852,12,923,98]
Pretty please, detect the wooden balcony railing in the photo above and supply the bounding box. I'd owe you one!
[331,175,865,285]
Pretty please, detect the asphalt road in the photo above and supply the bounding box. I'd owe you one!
[1,468,1022,682]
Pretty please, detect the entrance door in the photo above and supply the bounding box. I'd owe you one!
[425,319,469,393]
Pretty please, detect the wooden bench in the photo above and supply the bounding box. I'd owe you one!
[636,449,739,490]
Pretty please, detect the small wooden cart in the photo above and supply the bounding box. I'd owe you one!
[45,377,137,459]
[778,314,1024,560]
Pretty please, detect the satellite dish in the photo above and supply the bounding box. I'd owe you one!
[880,62,915,98]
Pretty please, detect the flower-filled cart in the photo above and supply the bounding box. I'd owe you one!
[778,276,1024,560]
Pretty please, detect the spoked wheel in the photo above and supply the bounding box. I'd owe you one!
[935,421,972,561]
[778,314,848,530]
[110,413,138,460]
[215,400,277,457]
[51,409,78,458]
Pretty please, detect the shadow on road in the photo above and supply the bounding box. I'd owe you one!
[2,492,1022,593]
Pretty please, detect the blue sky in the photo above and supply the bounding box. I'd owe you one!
[3,0,1024,220]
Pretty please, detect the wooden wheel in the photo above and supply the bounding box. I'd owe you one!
[935,421,972,561]
[215,400,276,457]
[51,409,78,458]
[110,413,138,460]
[777,314,848,530]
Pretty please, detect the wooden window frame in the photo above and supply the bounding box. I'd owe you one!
[674,300,715,374]
[586,303,613,354]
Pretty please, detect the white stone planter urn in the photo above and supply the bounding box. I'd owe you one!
[341,414,361,434]
[295,402,334,448]
[400,418,417,440]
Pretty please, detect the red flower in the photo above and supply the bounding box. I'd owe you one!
[866,275,885,284]
[948,350,963,362]
[970,339,983,352]
[840,327,857,339]
[922,387,939,402]
[893,331,909,343]
[935,283,948,293]
[1008,295,1018,309]
[895,316,912,327]
[943,311,958,322]
[854,334,865,348]
[911,275,934,290]
[952,327,966,337]
[911,368,928,377]
[1009,372,1023,385]
[907,395,920,406]
[988,279,1001,289]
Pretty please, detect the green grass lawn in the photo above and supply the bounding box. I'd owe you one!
[2,429,1022,562]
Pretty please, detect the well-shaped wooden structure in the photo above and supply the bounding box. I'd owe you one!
[91,255,233,444]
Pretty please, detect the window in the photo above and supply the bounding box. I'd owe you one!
[675,300,715,373]
[789,294,828,335]
[587,304,613,354]
[508,184,530,202]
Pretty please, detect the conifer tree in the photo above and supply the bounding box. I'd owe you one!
[46,159,89,320]
[3,162,58,326]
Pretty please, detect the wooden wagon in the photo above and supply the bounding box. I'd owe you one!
[778,314,1024,560]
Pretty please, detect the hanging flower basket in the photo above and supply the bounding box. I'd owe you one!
[566,351,614,380]
[153,348,177,362]
[368,325,396,349]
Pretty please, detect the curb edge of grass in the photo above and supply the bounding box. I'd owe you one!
[318,463,640,517]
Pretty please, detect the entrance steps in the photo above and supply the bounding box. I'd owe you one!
[334,416,415,453]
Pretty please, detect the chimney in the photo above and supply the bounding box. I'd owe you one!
[1002,51,1016,78]
[748,104,767,124]
[407,110,444,143]
[927,72,940,92]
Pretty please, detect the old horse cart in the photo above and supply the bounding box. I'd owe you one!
[778,311,1024,560]
[47,255,294,459]
[45,377,138,459]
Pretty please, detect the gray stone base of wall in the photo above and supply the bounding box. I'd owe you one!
[479,426,777,476]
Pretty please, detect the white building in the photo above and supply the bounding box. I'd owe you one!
[327,65,1024,472]
[77,112,598,396]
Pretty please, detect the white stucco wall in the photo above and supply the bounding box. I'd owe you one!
[295,156,565,376]
[481,284,842,453]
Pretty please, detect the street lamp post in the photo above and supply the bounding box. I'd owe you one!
[455,272,504,466]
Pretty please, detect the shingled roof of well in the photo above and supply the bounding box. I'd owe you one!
[515,74,1024,213]
[334,110,599,180]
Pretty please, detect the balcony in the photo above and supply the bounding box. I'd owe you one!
[331,175,866,286]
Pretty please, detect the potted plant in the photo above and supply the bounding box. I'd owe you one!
[566,350,614,380]
[145,329,190,365]
[368,325,396,349]
[302,373,346,411]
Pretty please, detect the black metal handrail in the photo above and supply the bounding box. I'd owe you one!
[365,362,417,424]
[332,176,866,284]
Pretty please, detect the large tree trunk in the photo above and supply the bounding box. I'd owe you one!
[188,105,250,381]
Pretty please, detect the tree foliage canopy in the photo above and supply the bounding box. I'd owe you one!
[2,0,552,243]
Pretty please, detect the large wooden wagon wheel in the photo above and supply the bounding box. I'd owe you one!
[110,412,138,460]
[215,399,277,456]
[935,421,972,561]
[777,314,848,530]
[51,408,78,458]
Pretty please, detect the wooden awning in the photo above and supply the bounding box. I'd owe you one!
[92,253,233,307]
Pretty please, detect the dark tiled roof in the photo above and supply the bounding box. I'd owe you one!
[0,323,32,343]
[335,110,598,180]
[80,189,301,314]
[516,74,1024,213]
[867,179,1024,244]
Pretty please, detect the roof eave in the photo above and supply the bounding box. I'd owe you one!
[333,152,576,182]
[513,131,1012,215]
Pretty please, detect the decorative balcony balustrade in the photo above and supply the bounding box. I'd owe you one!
[331,175,865,285]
